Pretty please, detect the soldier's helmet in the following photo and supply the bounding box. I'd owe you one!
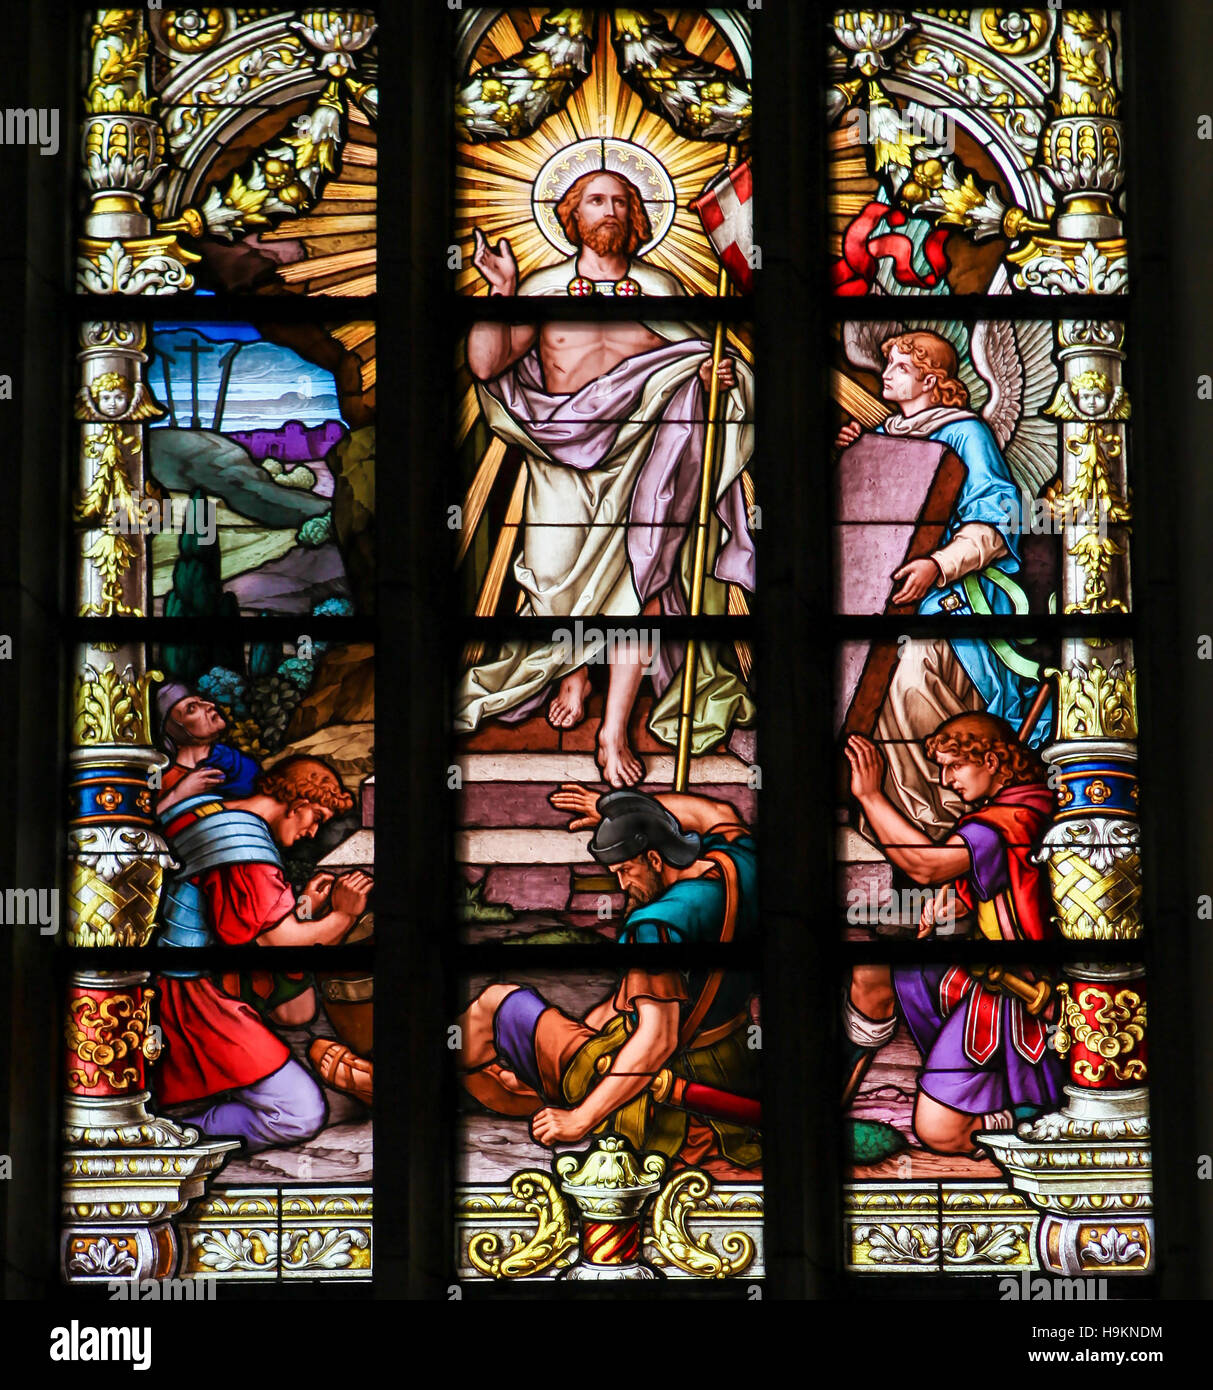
[587,789,702,869]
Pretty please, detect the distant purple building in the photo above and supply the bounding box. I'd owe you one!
[231,419,347,464]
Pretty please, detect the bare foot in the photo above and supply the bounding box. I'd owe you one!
[548,668,591,729]
[596,724,645,787]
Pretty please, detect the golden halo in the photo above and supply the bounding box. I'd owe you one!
[532,138,676,258]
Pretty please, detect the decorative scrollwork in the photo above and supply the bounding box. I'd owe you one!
[77,238,198,295]
[466,1171,577,1280]
[833,11,917,77]
[852,1220,937,1265]
[1047,658,1137,740]
[74,664,162,746]
[66,988,156,1091]
[1010,238,1128,295]
[940,1222,1025,1265]
[1054,983,1146,1082]
[158,8,227,54]
[1054,15,1118,117]
[979,10,1051,58]
[650,1168,756,1278]
[69,1235,138,1277]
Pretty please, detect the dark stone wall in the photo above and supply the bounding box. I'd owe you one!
[0,0,72,1299]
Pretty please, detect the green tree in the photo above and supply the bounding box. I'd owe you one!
[161,487,242,680]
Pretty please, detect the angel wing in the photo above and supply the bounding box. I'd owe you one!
[126,382,166,421]
[970,319,1022,449]
[971,318,1059,498]
[842,320,904,375]
[73,386,103,422]
[1042,384,1083,420]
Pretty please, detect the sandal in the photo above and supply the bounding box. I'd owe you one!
[309,1039,373,1106]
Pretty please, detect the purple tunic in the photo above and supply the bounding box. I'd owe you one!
[894,965,1064,1114]
[893,819,1063,1114]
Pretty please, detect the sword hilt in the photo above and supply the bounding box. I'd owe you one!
[977,964,1052,1016]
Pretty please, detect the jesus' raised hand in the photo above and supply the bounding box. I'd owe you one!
[472,227,518,297]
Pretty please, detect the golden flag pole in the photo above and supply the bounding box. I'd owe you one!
[674,148,736,792]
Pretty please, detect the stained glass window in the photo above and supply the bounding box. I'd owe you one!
[78,8,377,297]
[828,10,1151,1287]
[61,9,377,1289]
[0,0,1188,1323]
[449,8,761,1288]
[827,10,1126,297]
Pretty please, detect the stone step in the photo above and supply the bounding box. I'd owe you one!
[455,750,756,783]
[456,752,756,916]
[460,778,754,830]
[457,754,756,829]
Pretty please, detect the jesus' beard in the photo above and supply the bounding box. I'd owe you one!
[578,216,629,257]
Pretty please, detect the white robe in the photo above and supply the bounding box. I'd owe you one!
[456,255,755,748]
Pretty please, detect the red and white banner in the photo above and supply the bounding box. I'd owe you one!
[691,157,754,294]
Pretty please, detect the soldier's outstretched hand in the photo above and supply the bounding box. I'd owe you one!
[549,782,601,831]
[531,1105,592,1147]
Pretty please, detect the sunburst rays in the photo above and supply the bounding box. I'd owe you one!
[454,10,745,296]
[453,11,754,623]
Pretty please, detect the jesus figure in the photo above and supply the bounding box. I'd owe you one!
[455,167,756,787]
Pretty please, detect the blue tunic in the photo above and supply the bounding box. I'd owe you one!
[881,415,1053,746]
[617,832,758,1033]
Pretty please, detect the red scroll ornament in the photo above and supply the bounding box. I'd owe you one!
[831,200,951,296]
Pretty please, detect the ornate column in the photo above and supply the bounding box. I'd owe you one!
[64,653,237,1284]
[980,322,1148,1276]
[63,319,236,1284]
[1046,320,1132,620]
[69,320,169,952]
[77,8,199,293]
[555,1139,666,1281]
[1009,10,1127,294]
[62,973,235,1282]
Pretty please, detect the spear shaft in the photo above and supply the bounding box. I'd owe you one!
[674,149,737,792]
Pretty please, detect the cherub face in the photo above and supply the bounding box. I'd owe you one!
[1075,385,1109,417]
[95,384,131,418]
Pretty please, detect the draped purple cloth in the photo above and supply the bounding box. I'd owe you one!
[480,337,756,607]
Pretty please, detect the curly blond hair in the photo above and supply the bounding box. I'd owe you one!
[90,371,131,398]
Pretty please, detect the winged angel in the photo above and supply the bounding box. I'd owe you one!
[835,306,1060,836]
